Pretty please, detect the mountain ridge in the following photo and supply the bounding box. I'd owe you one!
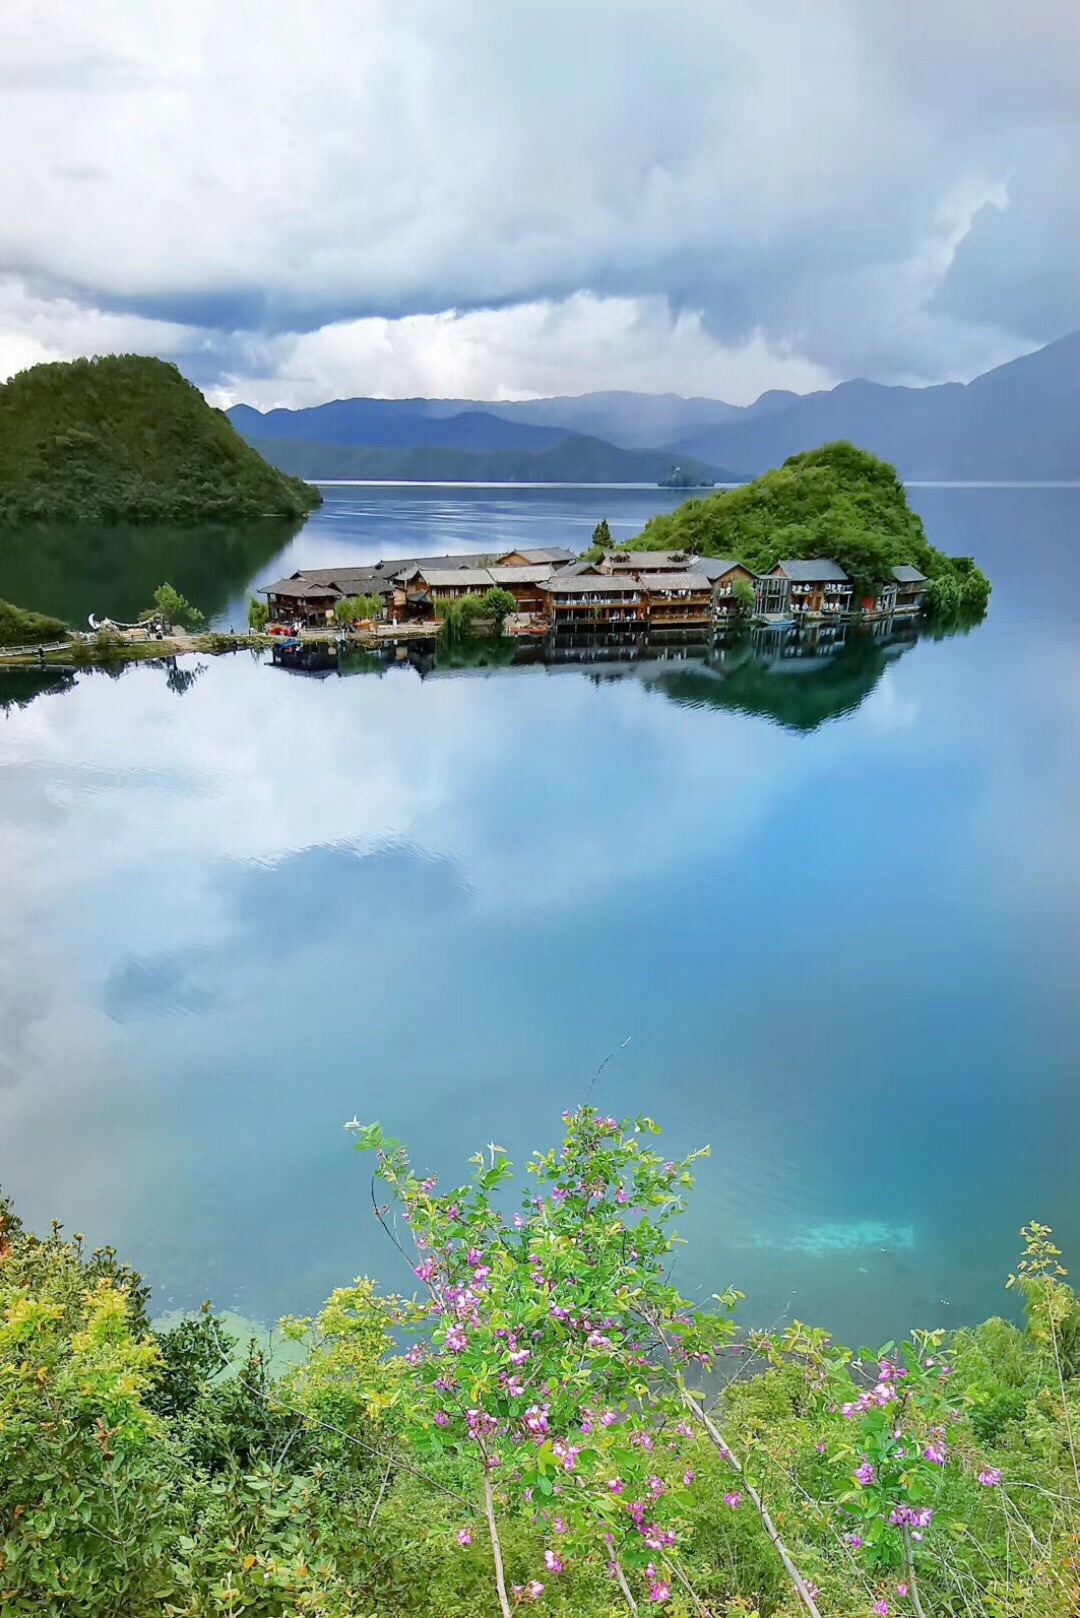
[673,331,1080,478]
[228,329,1079,481]
[247,432,738,486]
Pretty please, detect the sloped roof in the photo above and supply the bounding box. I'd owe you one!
[643,572,714,592]
[775,559,850,582]
[693,557,749,581]
[542,575,643,595]
[422,568,496,588]
[550,558,605,578]
[892,564,927,583]
[607,549,694,569]
[498,547,576,564]
[487,565,555,584]
[259,576,338,597]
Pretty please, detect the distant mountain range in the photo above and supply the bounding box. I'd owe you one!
[228,329,1080,483]
[244,433,729,486]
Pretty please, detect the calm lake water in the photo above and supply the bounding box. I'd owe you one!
[1,484,1078,1348]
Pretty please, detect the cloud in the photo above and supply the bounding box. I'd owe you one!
[206,296,837,408]
[1,0,1077,398]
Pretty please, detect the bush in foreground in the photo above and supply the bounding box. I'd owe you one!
[0,1111,1076,1617]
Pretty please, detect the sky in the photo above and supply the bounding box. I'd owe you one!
[3,0,1079,408]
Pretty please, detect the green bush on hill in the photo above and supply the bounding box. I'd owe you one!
[0,355,322,525]
[634,441,991,614]
[1,1114,1077,1618]
[0,597,69,646]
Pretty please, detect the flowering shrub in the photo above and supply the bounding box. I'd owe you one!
[352,1109,743,1613]
[2,1154,1078,1617]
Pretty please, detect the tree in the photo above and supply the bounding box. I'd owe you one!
[149,581,202,631]
[480,586,516,628]
[732,578,756,620]
[248,597,269,631]
[334,593,383,627]
[592,518,612,549]
[436,594,486,641]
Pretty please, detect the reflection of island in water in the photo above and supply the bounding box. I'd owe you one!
[0,518,302,629]
[274,615,982,734]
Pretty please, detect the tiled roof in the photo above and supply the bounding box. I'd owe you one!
[775,559,850,582]
[644,572,714,591]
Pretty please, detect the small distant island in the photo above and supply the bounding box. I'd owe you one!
[658,464,715,488]
[0,355,322,525]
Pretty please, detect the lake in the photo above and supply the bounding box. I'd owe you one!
[1,483,1077,1348]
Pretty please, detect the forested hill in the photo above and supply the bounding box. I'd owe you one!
[0,356,322,524]
[248,432,732,485]
[629,441,991,612]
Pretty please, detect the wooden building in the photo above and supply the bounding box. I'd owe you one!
[694,558,758,619]
[539,574,645,629]
[755,559,853,619]
[260,573,342,626]
[889,564,927,613]
[487,564,557,616]
[644,572,714,628]
[602,549,695,574]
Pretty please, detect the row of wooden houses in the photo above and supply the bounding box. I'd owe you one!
[259,545,927,631]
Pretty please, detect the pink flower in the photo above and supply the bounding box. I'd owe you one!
[683,1469,695,1485]
[978,1467,1002,1487]
[874,1604,889,1616]
[897,1584,908,1597]
[543,1549,564,1573]
[523,1405,550,1437]
[854,1461,875,1487]
[508,1347,530,1366]
[923,1443,946,1465]
[434,1410,450,1426]
[456,1528,472,1546]
[846,1533,862,1547]
[608,1477,625,1494]
[414,1258,437,1283]
[723,1491,742,1509]
[648,1580,671,1602]
[445,1325,467,1352]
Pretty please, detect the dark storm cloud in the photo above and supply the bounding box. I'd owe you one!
[1,0,1077,393]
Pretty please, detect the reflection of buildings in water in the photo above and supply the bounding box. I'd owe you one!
[259,616,932,733]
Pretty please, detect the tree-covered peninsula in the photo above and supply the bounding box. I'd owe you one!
[629,441,990,614]
[0,356,322,525]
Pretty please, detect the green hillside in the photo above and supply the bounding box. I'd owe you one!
[0,597,68,647]
[630,440,990,613]
[250,432,732,484]
[0,356,322,524]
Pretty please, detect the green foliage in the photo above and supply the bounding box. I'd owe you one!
[149,581,203,630]
[591,518,612,549]
[248,597,270,631]
[480,585,516,626]
[1,1167,1077,1618]
[333,593,383,625]
[731,577,756,618]
[634,441,991,615]
[435,594,486,642]
[0,597,69,647]
[0,355,322,525]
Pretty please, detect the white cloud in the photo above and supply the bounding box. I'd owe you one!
[207,296,837,408]
[1,0,1076,396]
